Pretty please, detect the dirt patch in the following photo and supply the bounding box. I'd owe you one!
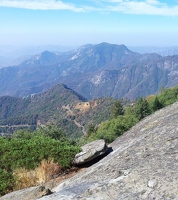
[75,100,98,114]
[75,102,91,113]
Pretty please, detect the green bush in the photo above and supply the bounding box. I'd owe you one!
[135,97,151,120]
[0,169,14,196]
[0,135,80,171]
[158,86,178,106]
[90,114,138,143]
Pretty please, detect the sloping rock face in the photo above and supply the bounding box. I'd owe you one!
[73,139,108,165]
[1,102,178,200]
[39,102,178,200]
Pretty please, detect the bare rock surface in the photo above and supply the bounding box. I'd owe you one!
[73,139,108,165]
[0,186,51,200]
[1,102,178,200]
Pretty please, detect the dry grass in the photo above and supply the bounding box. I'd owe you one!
[75,102,91,113]
[13,159,61,190]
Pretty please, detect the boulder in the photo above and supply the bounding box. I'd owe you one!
[73,139,108,165]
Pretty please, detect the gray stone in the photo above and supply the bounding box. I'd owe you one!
[0,186,51,200]
[73,139,108,165]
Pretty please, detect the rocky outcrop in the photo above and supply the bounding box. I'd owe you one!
[73,139,108,165]
[39,102,178,200]
[1,102,178,200]
[0,186,51,200]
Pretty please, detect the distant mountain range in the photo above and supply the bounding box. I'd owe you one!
[129,46,178,56]
[0,42,178,99]
[0,45,76,68]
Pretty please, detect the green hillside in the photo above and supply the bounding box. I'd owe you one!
[0,84,115,137]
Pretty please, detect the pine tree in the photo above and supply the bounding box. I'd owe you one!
[152,97,163,112]
[110,100,124,119]
[135,97,151,120]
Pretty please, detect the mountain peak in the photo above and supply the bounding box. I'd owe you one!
[77,43,131,54]
[97,42,128,48]
[28,50,60,66]
[39,50,57,60]
[40,50,55,56]
[94,42,133,55]
[40,83,87,102]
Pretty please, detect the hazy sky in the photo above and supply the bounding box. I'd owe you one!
[1,0,178,47]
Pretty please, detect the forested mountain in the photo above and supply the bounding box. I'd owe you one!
[0,84,115,137]
[0,43,178,99]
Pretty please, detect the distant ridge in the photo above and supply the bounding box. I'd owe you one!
[0,43,178,99]
[0,83,114,137]
[0,83,86,123]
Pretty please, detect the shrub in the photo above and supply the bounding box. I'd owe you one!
[135,97,151,120]
[92,114,138,143]
[0,169,14,196]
